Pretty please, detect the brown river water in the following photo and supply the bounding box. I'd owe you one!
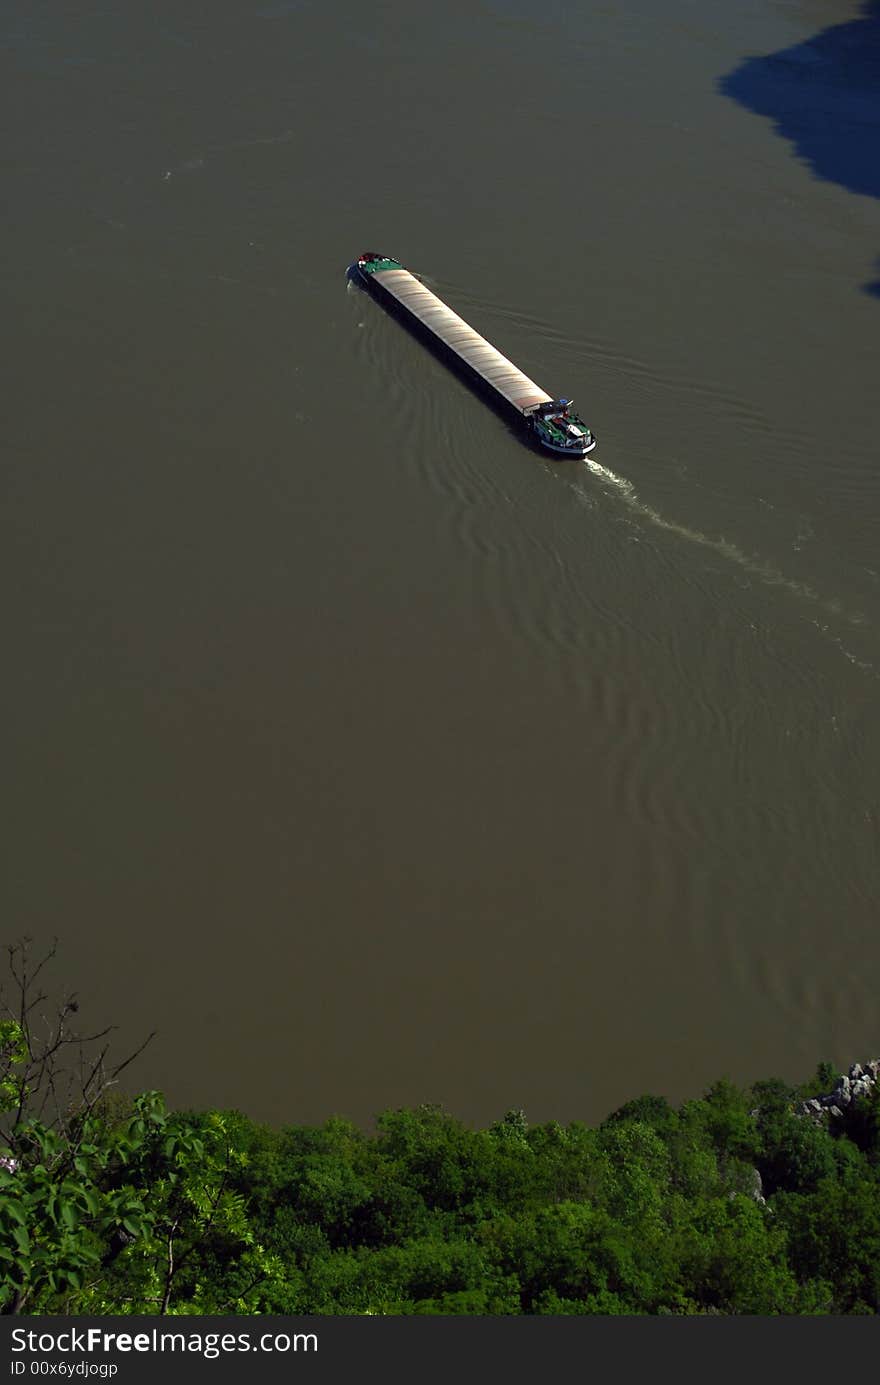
[3,0,878,1127]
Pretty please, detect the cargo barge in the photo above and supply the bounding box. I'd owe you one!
[355,253,596,458]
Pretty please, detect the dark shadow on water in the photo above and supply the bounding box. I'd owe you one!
[719,0,880,297]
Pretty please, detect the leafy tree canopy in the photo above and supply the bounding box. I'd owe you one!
[2,944,877,1316]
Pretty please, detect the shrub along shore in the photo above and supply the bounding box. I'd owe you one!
[1,1049,878,1315]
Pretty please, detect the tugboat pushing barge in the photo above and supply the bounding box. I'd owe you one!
[355,253,597,459]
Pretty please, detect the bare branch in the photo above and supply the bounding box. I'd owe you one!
[110,1031,158,1083]
[0,939,156,1143]
[160,1216,182,1315]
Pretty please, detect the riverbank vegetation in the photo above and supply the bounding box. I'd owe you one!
[1,946,878,1315]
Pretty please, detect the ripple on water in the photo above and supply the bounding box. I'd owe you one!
[349,272,878,746]
[348,283,622,693]
[347,268,880,1072]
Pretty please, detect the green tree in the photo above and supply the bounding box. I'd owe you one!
[0,941,160,1314]
[88,1108,285,1314]
[674,1194,799,1314]
[773,1176,880,1313]
[0,1090,167,1314]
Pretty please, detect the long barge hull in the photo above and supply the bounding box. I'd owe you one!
[355,254,596,458]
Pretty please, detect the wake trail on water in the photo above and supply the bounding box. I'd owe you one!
[581,456,876,674]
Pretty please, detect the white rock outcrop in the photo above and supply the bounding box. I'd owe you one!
[795,1059,880,1120]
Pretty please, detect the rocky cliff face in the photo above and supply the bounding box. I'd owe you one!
[796,1059,880,1122]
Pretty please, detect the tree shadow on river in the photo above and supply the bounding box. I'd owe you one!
[719,0,880,298]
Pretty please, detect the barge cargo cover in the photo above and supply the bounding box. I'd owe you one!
[355,253,596,457]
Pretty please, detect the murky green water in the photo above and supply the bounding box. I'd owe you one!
[3,0,878,1126]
